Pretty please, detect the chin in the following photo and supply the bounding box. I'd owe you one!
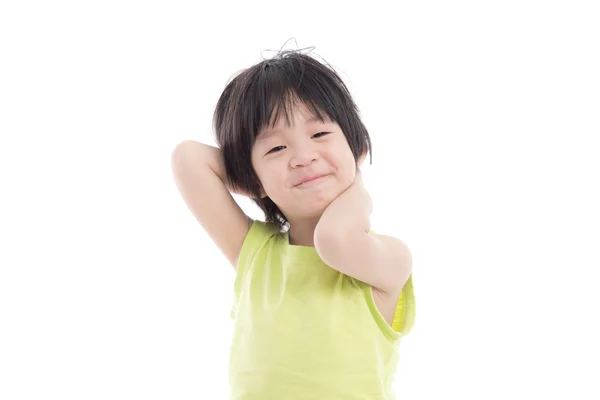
[280,195,334,218]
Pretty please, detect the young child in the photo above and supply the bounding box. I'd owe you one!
[171,48,415,399]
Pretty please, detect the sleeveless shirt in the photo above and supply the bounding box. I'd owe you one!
[229,220,415,399]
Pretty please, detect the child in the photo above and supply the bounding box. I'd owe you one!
[171,48,415,399]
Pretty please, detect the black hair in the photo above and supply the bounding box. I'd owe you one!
[212,47,373,233]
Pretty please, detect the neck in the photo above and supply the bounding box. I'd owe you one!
[287,217,321,247]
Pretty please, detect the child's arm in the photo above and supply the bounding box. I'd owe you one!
[313,169,412,294]
[171,140,254,268]
[316,168,372,233]
[174,141,250,197]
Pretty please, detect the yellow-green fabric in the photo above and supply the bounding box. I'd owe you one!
[229,220,416,399]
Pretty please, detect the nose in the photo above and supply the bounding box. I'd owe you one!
[290,144,319,167]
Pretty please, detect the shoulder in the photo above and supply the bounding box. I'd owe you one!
[243,219,279,247]
[236,220,280,263]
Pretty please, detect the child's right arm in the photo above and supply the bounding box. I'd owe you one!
[170,140,254,269]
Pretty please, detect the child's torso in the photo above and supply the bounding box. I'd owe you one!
[228,221,413,399]
[230,253,403,399]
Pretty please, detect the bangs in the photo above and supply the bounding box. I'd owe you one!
[246,60,339,140]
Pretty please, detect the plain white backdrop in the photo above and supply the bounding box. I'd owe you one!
[1,1,599,399]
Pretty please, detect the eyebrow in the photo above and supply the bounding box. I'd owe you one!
[256,115,327,142]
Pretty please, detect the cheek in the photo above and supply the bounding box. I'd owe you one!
[260,171,286,193]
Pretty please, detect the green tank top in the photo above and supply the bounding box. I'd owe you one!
[229,220,416,399]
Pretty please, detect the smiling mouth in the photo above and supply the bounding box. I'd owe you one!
[295,174,330,187]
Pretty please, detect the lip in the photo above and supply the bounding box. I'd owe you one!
[295,174,330,187]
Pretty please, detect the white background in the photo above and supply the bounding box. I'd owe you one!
[1,1,599,399]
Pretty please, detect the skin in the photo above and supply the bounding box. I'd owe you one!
[251,103,367,247]
[315,167,372,236]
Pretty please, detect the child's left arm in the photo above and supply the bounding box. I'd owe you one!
[314,169,412,294]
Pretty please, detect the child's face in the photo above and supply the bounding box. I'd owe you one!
[251,105,366,221]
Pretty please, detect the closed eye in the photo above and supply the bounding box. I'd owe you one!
[266,132,331,154]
